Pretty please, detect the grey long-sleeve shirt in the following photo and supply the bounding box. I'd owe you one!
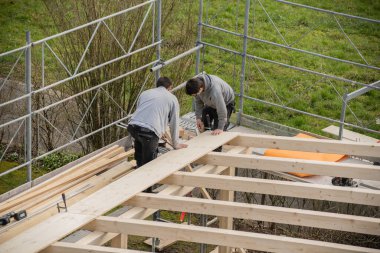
[129,86,181,148]
[195,74,235,130]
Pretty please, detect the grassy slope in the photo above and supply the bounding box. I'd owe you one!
[0,1,378,251]
[200,0,379,138]
[0,0,49,51]
[0,0,378,138]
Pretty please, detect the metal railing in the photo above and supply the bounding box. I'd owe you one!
[0,0,162,181]
[0,0,379,191]
[196,0,379,139]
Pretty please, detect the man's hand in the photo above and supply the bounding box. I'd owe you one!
[196,119,204,132]
[211,129,223,135]
[175,143,188,149]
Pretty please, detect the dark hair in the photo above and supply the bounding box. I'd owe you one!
[156,77,172,89]
[185,78,202,95]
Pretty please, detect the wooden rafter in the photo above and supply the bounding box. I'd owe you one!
[197,152,380,180]
[162,172,380,205]
[89,217,379,253]
[128,193,380,235]
[229,134,380,157]
[0,132,379,253]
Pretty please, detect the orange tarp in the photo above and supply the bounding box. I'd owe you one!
[264,133,347,177]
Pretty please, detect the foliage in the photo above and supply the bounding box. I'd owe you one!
[37,152,80,171]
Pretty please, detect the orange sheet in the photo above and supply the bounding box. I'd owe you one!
[264,133,347,177]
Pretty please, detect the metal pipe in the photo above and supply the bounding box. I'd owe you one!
[242,94,380,135]
[200,41,242,56]
[150,45,203,72]
[128,2,153,54]
[74,22,102,75]
[201,41,377,90]
[237,0,250,125]
[202,22,380,70]
[25,31,32,183]
[202,23,242,37]
[0,0,156,58]
[41,43,45,87]
[338,94,348,140]
[248,54,378,90]
[155,0,162,81]
[247,36,380,71]
[195,0,204,74]
[0,41,161,110]
[347,80,380,101]
[0,60,158,130]
[275,0,380,24]
[0,113,134,178]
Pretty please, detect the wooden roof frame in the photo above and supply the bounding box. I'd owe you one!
[0,132,379,253]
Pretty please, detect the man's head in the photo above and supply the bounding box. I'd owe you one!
[185,77,204,96]
[157,77,173,90]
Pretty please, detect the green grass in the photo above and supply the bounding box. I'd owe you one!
[0,161,47,194]
[199,0,380,139]
[2,0,377,139]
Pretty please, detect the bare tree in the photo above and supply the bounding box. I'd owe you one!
[41,0,196,151]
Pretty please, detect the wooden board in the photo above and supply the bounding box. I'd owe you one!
[228,134,380,157]
[128,193,380,235]
[74,146,246,247]
[161,172,380,206]
[0,132,238,253]
[197,152,380,180]
[91,217,380,253]
[323,125,378,143]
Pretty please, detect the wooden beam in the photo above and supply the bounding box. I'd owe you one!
[196,152,380,180]
[76,146,247,247]
[128,193,380,235]
[0,213,95,253]
[0,147,131,215]
[161,173,380,206]
[0,132,238,253]
[0,161,134,244]
[90,217,380,253]
[228,134,380,157]
[45,242,147,253]
[69,132,238,216]
[218,166,235,253]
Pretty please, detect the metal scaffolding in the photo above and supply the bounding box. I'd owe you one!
[0,0,379,188]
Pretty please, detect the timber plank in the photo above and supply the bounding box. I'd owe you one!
[69,132,238,216]
[0,132,238,253]
[0,149,131,215]
[91,217,380,253]
[129,193,380,235]
[0,161,135,244]
[45,241,147,253]
[75,147,246,246]
[0,212,95,253]
[197,152,380,180]
[162,172,380,206]
[229,134,380,157]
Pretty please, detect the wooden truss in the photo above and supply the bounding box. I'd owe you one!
[0,132,379,253]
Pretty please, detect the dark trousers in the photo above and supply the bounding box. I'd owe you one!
[201,102,235,131]
[127,124,159,168]
[202,102,234,152]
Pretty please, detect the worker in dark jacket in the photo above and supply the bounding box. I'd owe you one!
[185,74,235,135]
[128,77,187,169]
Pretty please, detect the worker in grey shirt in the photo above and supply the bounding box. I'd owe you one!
[185,74,235,135]
[128,77,187,170]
